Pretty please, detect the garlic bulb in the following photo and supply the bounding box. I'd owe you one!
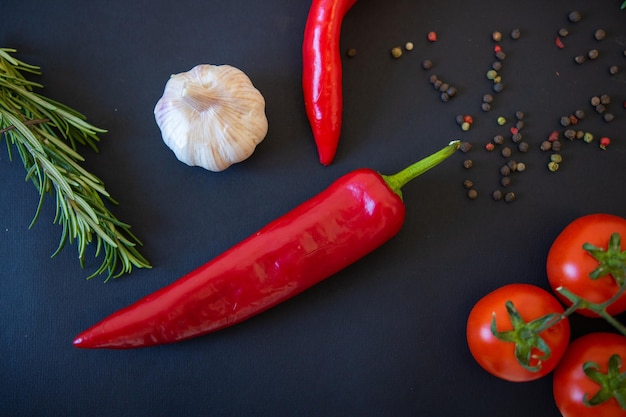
[154,64,268,172]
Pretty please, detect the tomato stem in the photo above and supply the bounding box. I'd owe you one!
[557,286,626,336]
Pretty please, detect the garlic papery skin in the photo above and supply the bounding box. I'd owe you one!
[154,64,268,172]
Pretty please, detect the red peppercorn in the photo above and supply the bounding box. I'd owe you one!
[548,131,560,142]
[600,137,611,150]
[555,37,565,49]
[427,31,437,42]
[494,45,502,53]
[510,127,519,135]
[485,143,495,151]
[463,115,474,124]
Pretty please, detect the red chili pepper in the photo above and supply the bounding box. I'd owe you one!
[73,141,460,349]
[302,0,358,166]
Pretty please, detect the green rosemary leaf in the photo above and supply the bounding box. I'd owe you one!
[1,47,151,280]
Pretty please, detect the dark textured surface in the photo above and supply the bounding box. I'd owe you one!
[1,1,625,416]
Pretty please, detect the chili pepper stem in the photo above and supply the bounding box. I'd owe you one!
[382,140,461,199]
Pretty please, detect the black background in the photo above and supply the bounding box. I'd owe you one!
[2,1,626,416]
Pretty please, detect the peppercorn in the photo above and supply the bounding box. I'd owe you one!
[492,190,503,201]
[500,165,511,176]
[576,130,584,140]
[391,47,403,58]
[492,31,502,42]
[463,159,473,169]
[595,104,606,114]
[551,153,563,163]
[422,60,433,70]
[548,131,560,142]
[346,48,357,58]
[515,120,525,130]
[467,189,478,200]
[600,137,611,150]
[440,93,450,102]
[492,61,503,71]
[511,133,522,143]
[564,129,576,140]
[447,86,457,97]
[568,11,582,23]
[501,146,512,158]
[463,179,474,189]
[574,55,586,65]
[464,115,474,124]
[516,162,526,172]
[504,192,516,203]
[429,74,439,84]
[497,116,507,126]
[568,115,578,125]
[603,113,614,122]
[510,29,521,40]
[486,70,498,80]
[500,176,511,187]
[555,37,565,49]
[427,31,437,42]
[518,142,529,153]
[588,49,599,60]
[493,134,504,145]
[575,109,585,119]
[594,29,606,41]
[461,122,471,131]
[560,116,571,127]
[433,79,443,89]
[485,143,495,151]
[548,161,560,172]
[591,96,601,106]
[493,83,504,93]
[495,51,506,61]
[483,94,494,103]
[405,42,414,51]
[460,141,473,152]
[481,103,491,112]
[600,95,611,105]
[540,141,552,151]
[515,111,525,120]
[552,141,562,151]
[507,160,518,171]
[439,83,450,93]
[455,114,464,125]
[558,28,569,37]
[583,132,594,143]
[609,65,619,75]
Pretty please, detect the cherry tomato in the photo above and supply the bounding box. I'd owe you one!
[553,332,626,417]
[466,283,570,382]
[547,213,626,317]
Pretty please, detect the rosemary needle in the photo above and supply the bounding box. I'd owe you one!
[0,48,151,281]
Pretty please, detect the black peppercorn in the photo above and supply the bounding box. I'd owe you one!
[492,134,504,145]
[481,103,491,112]
[500,165,511,176]
[467,189,478,200]
[558,28,569,37]
[447,86,457,97]
[492,61,503,71]
[568,11,582,23]
[515,111,525,120]
[504,192,516,203]
[493,83,504,93]
[463,179,474,189]
[591,96,601,106]
[510,29,521,40]
[596,104,606,114]
[463,159,473,169]
[511,133,522,143]
[460,141,472,152]
[600,95,611,105]
[594,29,606,41]
[574,55,586,65]
[560,116,571,127]
[540,141,552,151]
[588,49,599,60]
[501,146,512,158]
[500,176,511,187]
[422,60,433,70]
[575,109,585,119]
[564,129,576,140]
[552,141,562,151]
[518,142,529,152]
[483,94,494,103]
[492,190,503,201]
[609,65,619,75]
[604,113,615,122]
[429,74,439,84]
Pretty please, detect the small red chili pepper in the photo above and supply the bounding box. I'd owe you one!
[73,142,461,349]
[302,0,358,165]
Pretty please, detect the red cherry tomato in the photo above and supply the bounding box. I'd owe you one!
[466,283,570,382]
[553,332,626,417]
[547,213,626,317]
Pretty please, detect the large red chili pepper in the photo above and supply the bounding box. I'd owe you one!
[302,0,358,166]
[73,141,460,349]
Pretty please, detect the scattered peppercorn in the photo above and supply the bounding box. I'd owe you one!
[405,42,414,51]
[506,160,518,171]
[511,133,523,143]
[515,111,525,120]
[518,142,529,153]
[461,122,471,131]
[495,51,506,61]
[588,49,599,60]
[603,113,614,122]
[564,129,576,140]
[483,94,494,103]
[591,96,601,106]
[492,61,503,71]
[600,95,611,105]
[500,176,511,187]
[485,143,495,151]
[497,116,507,125]
[568,11,582,23]
[600,137,611,150]
[510,29,521,40]
[516,162,526,172]
[594,29,606,41]
[551,153,563,163]
[574,55,586,65]
[467,189,478,200]
[346,48,357,58]
[391,47,403,58]
[460,141,473,152]
[504,192,516,203]
[555,37,565,49]
[422,59,433,70]
[575,109,585,119]
[427,31,437,42]
[492,31,502,42]
[548,161,559,172]
[595,104,606,114]
[548,131,560,142]
[540,141,552,151]
[492,190,503,201]
[463,179,474,189]
[500,165,511,176]
[481,103,491,112]
[429,74,439,84]
[501,146,512,158]
[558,28,569,37]
[463,159,473,169]
[583,132,594,143]
[493,83,504,93]
[609,65,619,75]
[493,134,504,145]
[552,141,562,151]
[560,116,571,127]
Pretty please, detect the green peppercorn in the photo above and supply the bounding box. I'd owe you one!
[461,122,471,131]
[551,153,563,163]
[486,70,498,80]
[548,161,559,172]
[583,132,594,143]
[497,116,507,125]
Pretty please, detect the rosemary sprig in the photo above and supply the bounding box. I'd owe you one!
[0,48,151,280]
